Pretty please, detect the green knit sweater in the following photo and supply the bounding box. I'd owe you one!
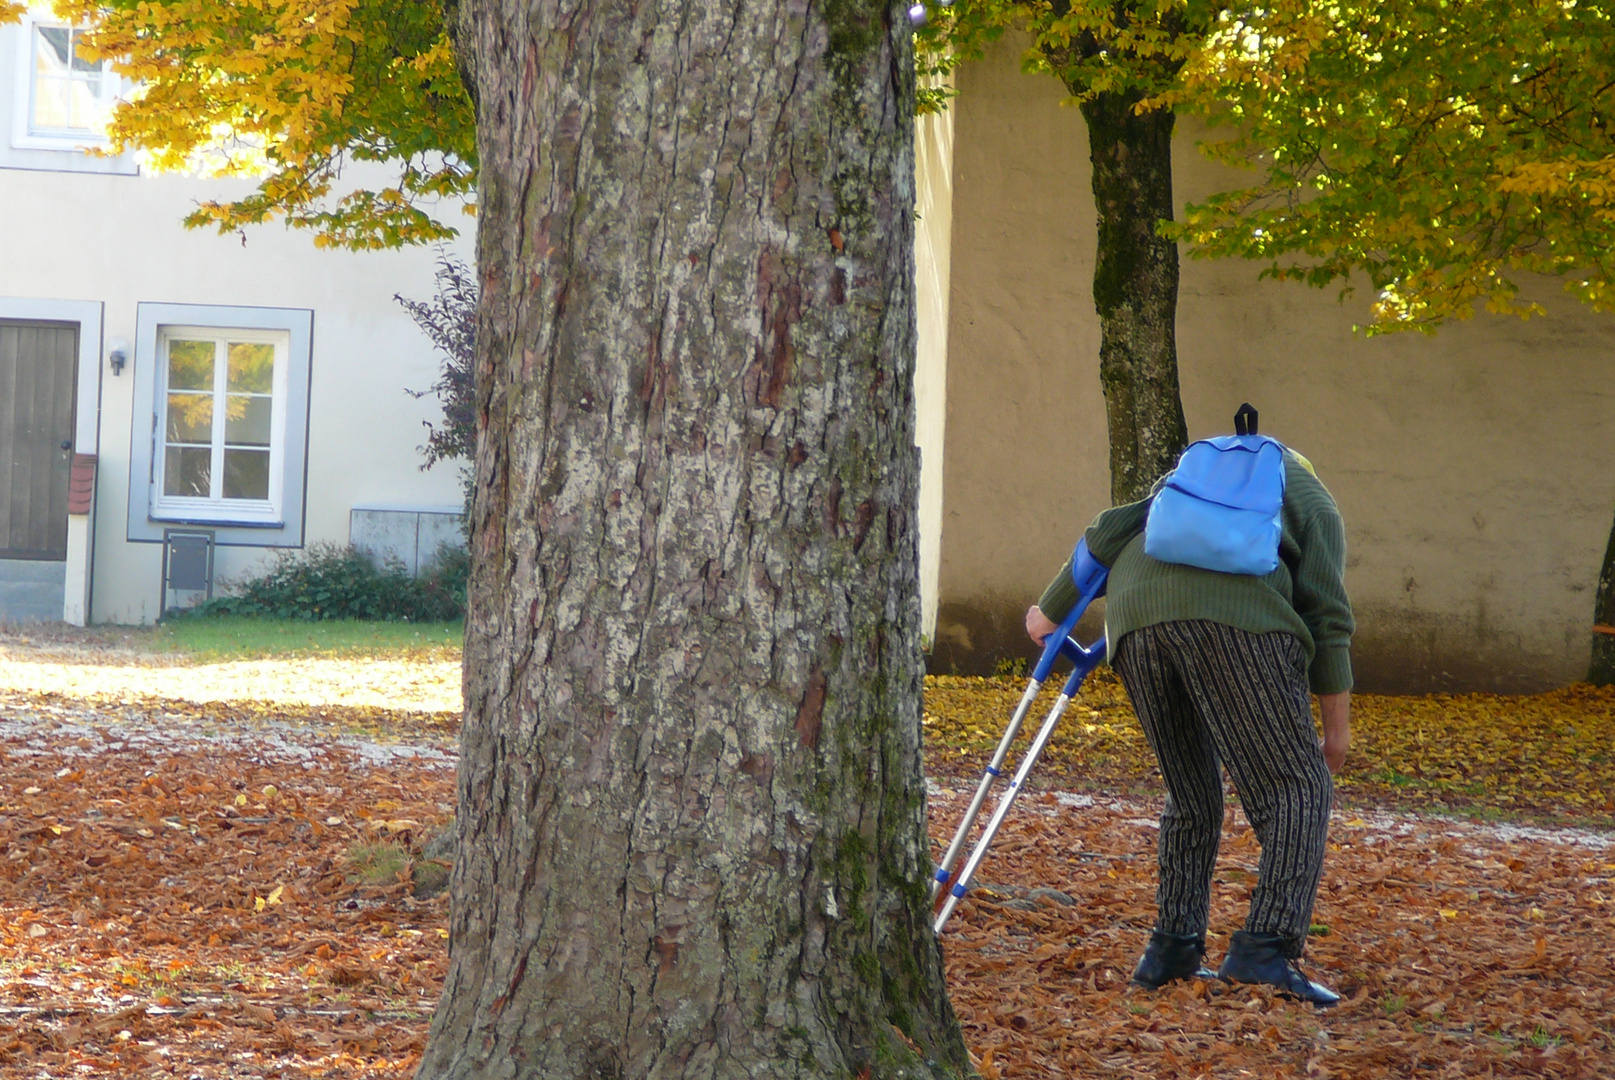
[1038,452,1355,694]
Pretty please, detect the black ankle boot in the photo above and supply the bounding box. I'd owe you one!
[1131,930,1214,989]
[1217,930,1340,1006]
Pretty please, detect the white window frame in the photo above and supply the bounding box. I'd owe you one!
[128,303,313,547]
[151,326,290,526]
[9,9,124,153]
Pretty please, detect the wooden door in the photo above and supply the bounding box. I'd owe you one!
[0,321,78,560]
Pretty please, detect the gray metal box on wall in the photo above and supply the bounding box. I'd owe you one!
[349,505,465,577]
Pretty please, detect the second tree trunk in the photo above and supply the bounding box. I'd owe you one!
[1080,90,1189,505]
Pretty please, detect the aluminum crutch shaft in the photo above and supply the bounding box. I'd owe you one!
[930,678,1042,901]
[934,688,1078,932]
[929,536,1107,929]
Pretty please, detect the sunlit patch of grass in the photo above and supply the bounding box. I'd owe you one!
[151,617,463,662]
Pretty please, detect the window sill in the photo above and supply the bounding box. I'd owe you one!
[150,506,284,529]
[10,133,109,153]
[149,517,287,531]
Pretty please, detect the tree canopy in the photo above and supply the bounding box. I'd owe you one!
[22,0,1613,329]
[1168,0,1615,331]
[51,0,473,248]
[919,0,1615,333]
[914,0,1218,112]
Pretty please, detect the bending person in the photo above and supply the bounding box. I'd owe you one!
[1027,444,1352,1006]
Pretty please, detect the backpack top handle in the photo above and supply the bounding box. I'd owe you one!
[1234,403,1258,436]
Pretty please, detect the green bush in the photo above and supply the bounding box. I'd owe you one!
[421,542,469,611]
[179,542,466,622]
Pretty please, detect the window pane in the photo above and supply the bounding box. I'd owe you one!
[166,393,213,443]
[223,449,270,500]
[224,394,272,447]
[228,342,275,393]
[31,77,71,130]
[68,75,106,131]
[164,447,211,498]
[35,27,70,72]
[69,30,101,74]
[167,339,215,390]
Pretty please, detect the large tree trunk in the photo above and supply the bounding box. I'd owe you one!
[417,3,971,1078]
[1589,511,1615,684]
[1078,91,1188,504]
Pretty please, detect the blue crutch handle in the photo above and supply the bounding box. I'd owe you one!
[1030,538,1109,683]
[1060,635,1107,696]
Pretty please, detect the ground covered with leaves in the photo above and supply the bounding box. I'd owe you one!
[0,633,1609,1077]
[938,788,1612,1080]
[924,669,1615,827]
[0,692,456,1077]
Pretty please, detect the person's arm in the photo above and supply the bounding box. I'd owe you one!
[1319,690,1351,774]
[1286,462,1355,695]
[1031,496,1152,634]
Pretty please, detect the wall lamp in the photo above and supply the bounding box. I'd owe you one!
[108,339,128,376]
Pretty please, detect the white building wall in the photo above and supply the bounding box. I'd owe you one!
[0,160,472,623]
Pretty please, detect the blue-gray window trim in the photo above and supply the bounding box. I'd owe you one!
[126,302,313,547]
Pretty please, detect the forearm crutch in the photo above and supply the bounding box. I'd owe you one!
[929,539,1108,915]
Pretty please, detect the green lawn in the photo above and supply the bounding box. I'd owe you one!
[151,616,463,661]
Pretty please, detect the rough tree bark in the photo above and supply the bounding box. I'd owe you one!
[1078,90,1189,505]
[417,2,972,1077]
[1589,513,1615,684]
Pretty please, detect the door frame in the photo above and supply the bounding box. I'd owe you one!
[0,297,102,624]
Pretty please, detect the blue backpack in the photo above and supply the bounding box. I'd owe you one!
[1144,404,1286,576]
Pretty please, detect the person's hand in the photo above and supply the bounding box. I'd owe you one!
[1025,605,1058,646]
[1318,691,1351,775]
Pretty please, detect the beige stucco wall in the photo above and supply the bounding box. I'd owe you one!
[932,34,1615,692]
[0,162,471,624]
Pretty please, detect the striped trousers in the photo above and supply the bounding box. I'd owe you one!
[1112,621,1333,958]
